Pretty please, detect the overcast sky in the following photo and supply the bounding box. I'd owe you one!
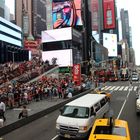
[5,0,140,65]
[117,0,140,65]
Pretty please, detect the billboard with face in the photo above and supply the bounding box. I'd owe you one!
[52,0,82,28]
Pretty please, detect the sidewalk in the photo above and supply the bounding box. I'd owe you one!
[0,89,92,136]
[4,97,64,126]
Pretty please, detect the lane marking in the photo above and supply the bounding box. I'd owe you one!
[13,108,31,111]
[117,89,131,119]
[51,135,59,140]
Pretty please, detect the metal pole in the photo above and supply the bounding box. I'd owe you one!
[91,39,95,88]
[12,52,14,63]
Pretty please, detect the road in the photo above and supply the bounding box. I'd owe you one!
[2,81,140,140]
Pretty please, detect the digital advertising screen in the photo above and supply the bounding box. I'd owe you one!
[103,33,117,57]
[42,49,73,67]
[52,0,82,29]
[41,27,72,43]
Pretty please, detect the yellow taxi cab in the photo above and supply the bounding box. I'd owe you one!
[94,88,111,100]
[88,118,131,140]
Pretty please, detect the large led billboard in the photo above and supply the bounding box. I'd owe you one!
[52,0,82,29]
[42,49,73,67]
[0,17,22,47]
[103,33,117,57]
[42,27,72,43]
[102,0,116,29]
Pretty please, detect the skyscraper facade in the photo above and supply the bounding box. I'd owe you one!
[0,0,5,18]
[120,9,130,47]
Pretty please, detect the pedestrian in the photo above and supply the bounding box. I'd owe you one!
[0,116,4,127]
[129,80,132,86]
[0,98,6,122]
[18,105,28,119]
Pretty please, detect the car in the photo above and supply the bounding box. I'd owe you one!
[88,118,131,140]
[94,88,111,100]
[131,73,139,81]
[136,95,140,114]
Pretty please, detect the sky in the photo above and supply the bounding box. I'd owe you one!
[117,0,140,65]
[5,0,140,65]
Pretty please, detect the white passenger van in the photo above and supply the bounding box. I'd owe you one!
[56,94,110,139]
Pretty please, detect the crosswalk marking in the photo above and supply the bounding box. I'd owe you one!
[100,85,138,91]
[119,86,124,91]
[104,86,112,90]
[129,86,133,91]
[114,86,120,91]
[124,86,129,91]
[109,86,116,90]
[134,86,138,91]
[101,86,107,90]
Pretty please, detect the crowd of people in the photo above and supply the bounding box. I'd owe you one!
[0,58,92,127]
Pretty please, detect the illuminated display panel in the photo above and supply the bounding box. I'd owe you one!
[52,0,82,29]
[42,49,73,67]
[42,27,72,43]
[103,33,117,57]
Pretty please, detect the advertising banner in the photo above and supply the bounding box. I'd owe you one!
[42,49,73,67]
[52,0,82,29]
[73,64,81,86]
[42,27,72,43]
[103,33,117,57]
[103,0,116,29]
[91,0,99,31]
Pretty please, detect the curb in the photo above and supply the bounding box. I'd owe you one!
[0,89,93,136]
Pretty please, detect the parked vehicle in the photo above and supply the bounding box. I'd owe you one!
[56,94,110,139]
[88,118,131,140]
[120,67,129,81]
[136,95,140,114]
[131,73,139,81]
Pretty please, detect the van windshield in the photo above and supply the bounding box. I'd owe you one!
[61,105,89,118]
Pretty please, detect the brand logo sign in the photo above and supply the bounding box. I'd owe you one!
[73,64,81,86]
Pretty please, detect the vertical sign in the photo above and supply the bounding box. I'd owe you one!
[73,64,81,86]
[46,0,53,29]
[91,0,99,31]
[23,15,29,35]
[103,0,116,29]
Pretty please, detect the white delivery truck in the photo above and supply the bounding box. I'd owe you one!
[56,94,110,139]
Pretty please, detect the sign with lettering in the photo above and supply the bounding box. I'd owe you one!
[73,64,81,86]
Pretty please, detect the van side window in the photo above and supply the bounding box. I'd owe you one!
[94,103,101,112]
[90,107,95,116]
[100,98,106,107]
